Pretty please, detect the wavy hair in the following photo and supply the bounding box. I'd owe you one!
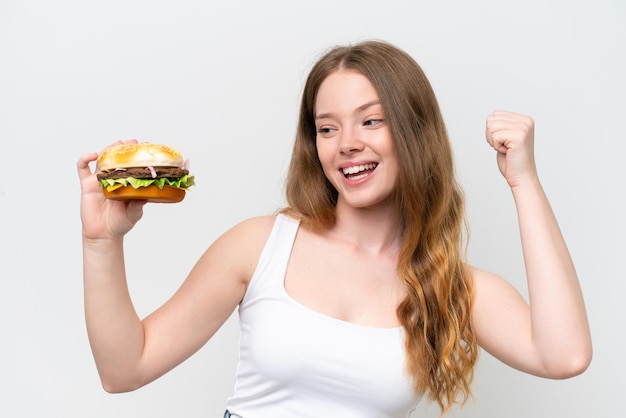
[281,40,478,414]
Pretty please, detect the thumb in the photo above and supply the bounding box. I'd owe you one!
[126,200,147,224]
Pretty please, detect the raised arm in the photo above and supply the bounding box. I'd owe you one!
[77,144,271,392]
[471,111,592,378]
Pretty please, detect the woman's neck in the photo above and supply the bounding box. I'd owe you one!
[329,200,401,256]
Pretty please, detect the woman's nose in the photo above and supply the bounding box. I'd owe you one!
[339,128,364,155]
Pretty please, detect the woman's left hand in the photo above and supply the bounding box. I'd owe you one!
[485,110,537,188]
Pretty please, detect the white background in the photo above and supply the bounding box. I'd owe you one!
[1,1,624,417]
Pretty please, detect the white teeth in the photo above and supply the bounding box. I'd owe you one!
[342,163,377,175]
[349,173,369,181]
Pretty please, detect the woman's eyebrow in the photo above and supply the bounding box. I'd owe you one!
[315,100,382,120]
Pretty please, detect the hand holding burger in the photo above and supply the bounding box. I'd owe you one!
[96,142,195,203]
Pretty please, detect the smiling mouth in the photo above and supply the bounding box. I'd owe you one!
[342,163,378,180]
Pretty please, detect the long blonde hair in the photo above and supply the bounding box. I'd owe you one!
[282,40,478,413]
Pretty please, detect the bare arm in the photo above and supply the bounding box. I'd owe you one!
[472,111,592,378]
[78,146,273,392]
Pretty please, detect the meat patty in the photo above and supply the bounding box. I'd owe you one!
[97,167,189,181]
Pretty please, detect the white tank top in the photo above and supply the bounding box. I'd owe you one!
[224,214,422,417]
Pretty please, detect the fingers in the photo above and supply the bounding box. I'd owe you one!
[126,200,147,225]
[77,152,98,180]
[484,110,538,186]
[487,111,534,130]
[486,111,534,133]
[485,111,534,153]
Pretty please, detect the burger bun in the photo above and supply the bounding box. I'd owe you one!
[97,142,184,171]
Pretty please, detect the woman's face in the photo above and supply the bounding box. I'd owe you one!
[314,70,398,211]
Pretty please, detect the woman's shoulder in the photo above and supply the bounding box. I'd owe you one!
[197,215,279,287]
[468,265,518,303]
[468,265,518,293]
[220,215,278,247]
[219,213,302,257]
[468,264,528,334]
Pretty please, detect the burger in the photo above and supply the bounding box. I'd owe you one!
[96,142,195,203]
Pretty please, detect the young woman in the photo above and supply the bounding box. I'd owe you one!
[77,40,592,417]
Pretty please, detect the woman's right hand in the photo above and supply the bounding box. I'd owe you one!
[77,140,146,241]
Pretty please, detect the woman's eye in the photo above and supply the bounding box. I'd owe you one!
[317,127,335,135]
[364,118,384,127]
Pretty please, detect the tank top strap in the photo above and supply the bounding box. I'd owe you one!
[243,214,300,302]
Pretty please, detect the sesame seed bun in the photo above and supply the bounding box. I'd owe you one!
[97,142,184,171]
